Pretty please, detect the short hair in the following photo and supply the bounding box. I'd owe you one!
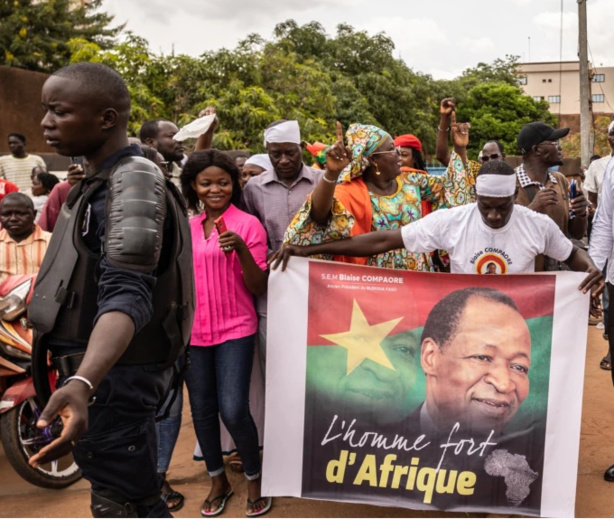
[486,262,496,269]
[139,119,165,142]
[8,133,26,144]
[31,165,47,176]
[421,287,520,348]
[483,140,505,154]
[590,154,601,163]
[477,159,515,176]
[0,192,35,212]
[36,172,60,193]
[52,62,130,115]
[180,149,242,212]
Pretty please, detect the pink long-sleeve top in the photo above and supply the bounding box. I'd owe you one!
[190,203,268,347]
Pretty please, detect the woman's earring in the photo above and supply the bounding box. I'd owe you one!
[374,163,381,176]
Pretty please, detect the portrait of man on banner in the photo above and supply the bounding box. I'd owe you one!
[300,262,554,515]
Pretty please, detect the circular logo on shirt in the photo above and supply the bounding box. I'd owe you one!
[475,253,508,275]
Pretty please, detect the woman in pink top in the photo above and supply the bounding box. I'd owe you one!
[180,150,271,517]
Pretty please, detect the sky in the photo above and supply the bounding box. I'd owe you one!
[101,0,614,80]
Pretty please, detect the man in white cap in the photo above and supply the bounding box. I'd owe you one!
[242,119,323,375]
[273,160,602,292]
[243,119,323,252]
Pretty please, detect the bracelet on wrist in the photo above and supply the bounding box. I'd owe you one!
[437,126,450,132]
[322,174,337,184]
[64,375,97,406]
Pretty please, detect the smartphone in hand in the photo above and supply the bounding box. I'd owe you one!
[71,156,85,168]
[215,216,231,256]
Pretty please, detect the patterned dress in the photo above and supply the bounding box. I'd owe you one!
[284,152,478,272]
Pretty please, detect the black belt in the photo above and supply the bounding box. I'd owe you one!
[52,352,85,378]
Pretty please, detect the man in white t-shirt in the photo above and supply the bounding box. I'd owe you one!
[272,161,603,295]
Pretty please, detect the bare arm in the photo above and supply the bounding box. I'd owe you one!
[435,98,454,166]
[270,230,404,271]
[450,112,470,166]
[218,231,268,296]
[310,122,351,225]
[194,107,217,151]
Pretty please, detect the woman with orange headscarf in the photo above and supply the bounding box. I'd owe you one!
[284,123,476,271]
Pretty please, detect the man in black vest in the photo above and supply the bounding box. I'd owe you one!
[28,62,193,518]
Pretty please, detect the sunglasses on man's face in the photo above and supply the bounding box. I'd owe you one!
[480,153,501,162]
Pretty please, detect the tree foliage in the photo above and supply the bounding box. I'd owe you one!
[456,82,557,158]
[1,0,121,73]
[10,14,560,157]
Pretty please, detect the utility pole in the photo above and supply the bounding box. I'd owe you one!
[578,0,591,166]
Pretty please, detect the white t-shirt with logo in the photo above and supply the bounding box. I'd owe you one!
[401,203,573,274]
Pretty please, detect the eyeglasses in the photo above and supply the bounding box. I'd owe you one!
[480,153,501,162]
[371,146,401,156]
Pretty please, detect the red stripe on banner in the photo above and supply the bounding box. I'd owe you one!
[307,262,556,345]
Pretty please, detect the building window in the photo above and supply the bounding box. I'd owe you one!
[592,94,605,103]
[533,96,544,102]
[548,78,552,83]
[518,76,527,85]
[548,96,561,104]
[593,74,605,83]
[542,79,547,83]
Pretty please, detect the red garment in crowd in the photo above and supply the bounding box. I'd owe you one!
[0,179,20,202]
[37,181,73,232]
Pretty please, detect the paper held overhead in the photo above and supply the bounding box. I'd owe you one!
[173,114,216,141]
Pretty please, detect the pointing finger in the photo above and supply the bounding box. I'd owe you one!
[335,121,344,143]
[450,111,457,127]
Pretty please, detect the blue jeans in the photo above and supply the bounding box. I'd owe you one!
[156,357,186,474]
[186,335,260,479]
[156,382,183,474]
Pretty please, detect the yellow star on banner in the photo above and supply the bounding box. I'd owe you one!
[321,300,403,375]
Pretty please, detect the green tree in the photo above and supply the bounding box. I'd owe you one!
[1,0,121,73]
[68,35,167,135]
[456,82,557,158]
[458,55,521,91]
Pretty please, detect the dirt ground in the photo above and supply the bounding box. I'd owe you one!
[1,325,613,518]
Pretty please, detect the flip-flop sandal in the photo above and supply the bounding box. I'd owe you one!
[201,489,234,517]
[161,480,185,512]
[601,356,612,371]
[245,496,272,517]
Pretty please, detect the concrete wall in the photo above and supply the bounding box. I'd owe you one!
[0,66,55,154]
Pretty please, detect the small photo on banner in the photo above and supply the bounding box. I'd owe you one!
[263,258,589,518]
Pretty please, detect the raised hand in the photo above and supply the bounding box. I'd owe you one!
[324,121,351,178]
[440,98,455,115]
[450,112,471,148]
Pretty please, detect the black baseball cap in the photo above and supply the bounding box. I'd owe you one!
[517,122,570,155]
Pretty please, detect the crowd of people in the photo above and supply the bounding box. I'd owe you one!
[0,61,610,518]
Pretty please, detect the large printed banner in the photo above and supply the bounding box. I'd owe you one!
[263,258,590,518]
